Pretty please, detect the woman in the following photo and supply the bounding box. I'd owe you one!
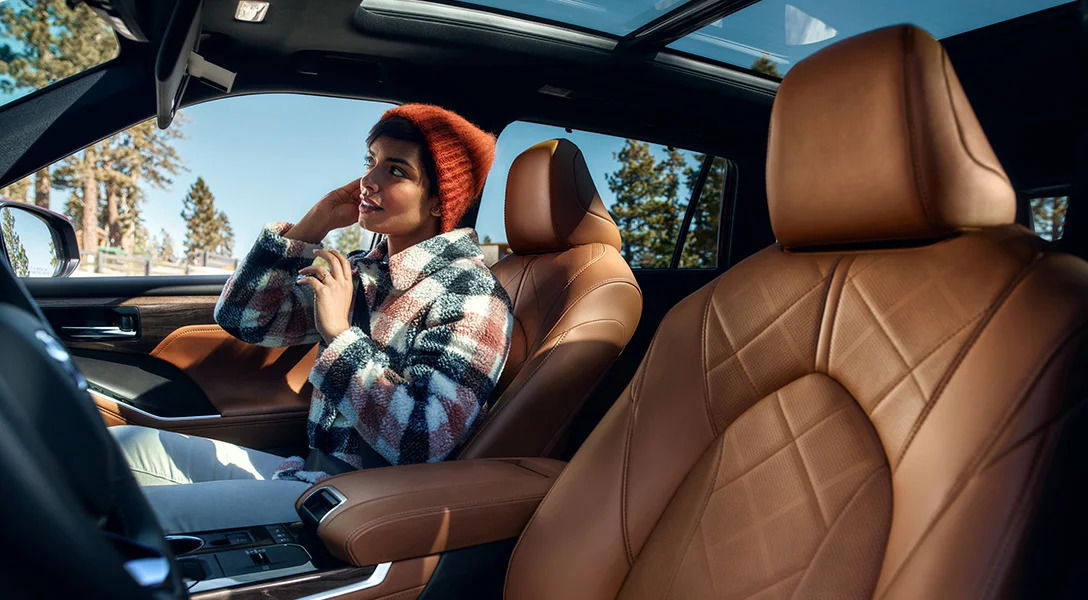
[111,104,513,533]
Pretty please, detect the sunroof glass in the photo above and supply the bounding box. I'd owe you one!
[446,0,686,36]
[667,0,1070,77]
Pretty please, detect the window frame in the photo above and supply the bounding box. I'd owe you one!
[483,118,741,272]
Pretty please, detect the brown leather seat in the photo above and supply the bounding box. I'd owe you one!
[458,139,643,459]
[504,26,1088,599]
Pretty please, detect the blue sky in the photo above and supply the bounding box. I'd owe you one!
[4,92,691,256]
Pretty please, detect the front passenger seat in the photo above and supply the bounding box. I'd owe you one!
[459,139,642,459]
[504,26,1088,599]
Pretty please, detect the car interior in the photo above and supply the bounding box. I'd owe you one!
[0,1,1085,599]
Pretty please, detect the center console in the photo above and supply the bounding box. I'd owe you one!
[170,523,319,593]
[172,457,565,600]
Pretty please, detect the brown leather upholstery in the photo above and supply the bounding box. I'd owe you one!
[768,26,1015,248]
[458,140,642,459]
[150,325,316,416]
[304,458,564,566]
[504,139,623,254]
[505,26,1088,599]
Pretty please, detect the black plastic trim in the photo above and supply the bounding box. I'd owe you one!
[617,0,762,54]
[71,349,219,418]
[24,275,228,299]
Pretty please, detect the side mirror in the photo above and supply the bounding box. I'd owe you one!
[0,201,80,278]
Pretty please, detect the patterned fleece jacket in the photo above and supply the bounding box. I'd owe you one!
[214,223,513,482]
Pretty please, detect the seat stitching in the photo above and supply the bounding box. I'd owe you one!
[775,391,829,528]
[562,243,606,288]
[864,310,983,419]
[544,278,640,341]
[509,258,532,311]
[714,299,762,400]
[816,256,848,373]
[876,281,1079,598]
[741,566,807,600]
[659,436,726,599]
[705,276,829,378]
[702,281,721,436]
[536,319,631,455]
[503,390,621,598]
[891,253,1043,470]
[621,343,653,566]
[849,279,928,418]
[472,316,628,451]
[477,330,569,424]
[714,400,854,493]
[789,466,888,600]
[620,393,637,565]
[980,396,1084,473]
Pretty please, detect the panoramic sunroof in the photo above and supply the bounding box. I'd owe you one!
[446,0,686,36]
[443,0,1070,78]
[667,0,1071,77]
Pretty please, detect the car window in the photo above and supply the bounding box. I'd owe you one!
[1029,195,1068,241]
[0,94,393,277]
[478,122,728,269]
[0,1,120,109]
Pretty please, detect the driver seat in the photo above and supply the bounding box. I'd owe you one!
[504,26,1088,599]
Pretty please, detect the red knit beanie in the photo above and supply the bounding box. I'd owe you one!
[377,104,496,233]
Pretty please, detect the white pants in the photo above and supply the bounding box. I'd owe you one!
[109,425,311,534]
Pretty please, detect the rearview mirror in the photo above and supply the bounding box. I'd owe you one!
[0,202,80,278]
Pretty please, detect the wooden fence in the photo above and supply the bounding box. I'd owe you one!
[79,250,238,276]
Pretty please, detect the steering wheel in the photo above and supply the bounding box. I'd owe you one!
[0,266,186,598]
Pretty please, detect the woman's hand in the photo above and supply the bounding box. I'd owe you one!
[285,179,362,243]
[298,249,355,344]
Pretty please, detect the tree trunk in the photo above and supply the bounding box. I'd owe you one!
[81,146,99,255]
[33,168,51,208]
[106,183,121,247]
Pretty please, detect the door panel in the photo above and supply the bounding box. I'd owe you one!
[40,294,219,354]
[150,325,317,417]
[93,390,307,450]
[28,277,316,452]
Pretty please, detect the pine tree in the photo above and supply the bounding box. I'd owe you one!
[153,229,177,262]
[214,210,234,255]
[605,140,689,268]
[181,178,233,261]
[1029,196,1069,241]
[0,178,31,203]
[107,118,186,247]
[751,54,782,77]
[54,117,186,251]
[1,208,30,276]
[679,155,726,268]
[80,144,100,254]
[0,0,119,213]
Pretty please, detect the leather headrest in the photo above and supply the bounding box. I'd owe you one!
[767,25,1015,248]
[505,139,622,254]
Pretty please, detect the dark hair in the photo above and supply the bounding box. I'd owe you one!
[366,116,439,196]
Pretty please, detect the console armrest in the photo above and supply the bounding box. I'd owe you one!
[296,458,564,566]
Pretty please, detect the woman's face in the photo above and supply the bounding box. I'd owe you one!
[357,136,440,239]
